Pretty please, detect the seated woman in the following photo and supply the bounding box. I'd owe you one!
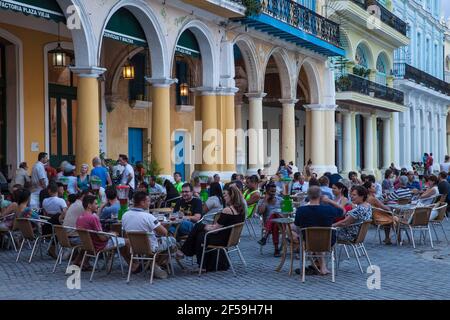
[419,175,439,205]
[333,186,372,242]
[330,182,350,212]
[363,181,396,245]
[177,185,245,272]
[202,182,224,222]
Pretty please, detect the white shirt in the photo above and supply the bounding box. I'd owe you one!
[31,161,48,193]
[149,183,166,195]
[42,196,67,216]
[440,162,450,173]
[66,176,78,194]
[121,163,135,190]
[122,208,161,252]
[63,200,84,236]
[375,183,383,199]
[12,168,30,187]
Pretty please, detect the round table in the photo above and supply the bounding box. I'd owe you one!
[271,217,296,276]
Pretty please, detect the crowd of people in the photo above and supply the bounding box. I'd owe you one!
[1,153,449,280]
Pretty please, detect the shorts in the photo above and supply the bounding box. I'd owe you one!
[104,237,126,250]
[154,236,177,252]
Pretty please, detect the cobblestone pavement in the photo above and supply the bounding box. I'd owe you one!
[1,219,450,300]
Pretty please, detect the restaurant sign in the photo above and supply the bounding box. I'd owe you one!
[0,0,66,23]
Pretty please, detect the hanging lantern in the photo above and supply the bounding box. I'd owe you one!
[50,43,67,68]
[180,83,189,98]
[122,59,135,80]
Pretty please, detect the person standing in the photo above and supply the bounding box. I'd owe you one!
[77,164,90,193]
[427,153,434,175]
[173,172,184,194]
[12,162,30,189]
[118,154,135,191]
[30,152,49,208]
[440,155,450,174]
[91,157,112,189]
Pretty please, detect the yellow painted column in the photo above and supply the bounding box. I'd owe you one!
[200,92,219,173]
[70,67,105,170]
[279,99,298,164]
[151,84,173,176]
[222,94,236,173]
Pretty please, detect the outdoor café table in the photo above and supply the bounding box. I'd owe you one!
[149,208,173,215]
[271,217,296,276]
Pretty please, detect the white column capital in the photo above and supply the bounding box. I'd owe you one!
[145,77,178,87]
[279,99,299,105]
[191,87,219,96]
[217,87,240,96]
[245,92,267,100]
[304,104,338,111]
[70,66,106,78]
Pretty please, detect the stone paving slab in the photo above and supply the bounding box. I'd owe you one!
[1,220,450,300]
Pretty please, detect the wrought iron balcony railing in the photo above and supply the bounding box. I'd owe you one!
[259,0,341,47]
[394,63,450,96]
[350,0,407,36]
[336,73,404,104]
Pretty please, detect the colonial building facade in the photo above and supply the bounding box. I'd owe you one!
[0,0,343,181]
[392,0,450,170]
[0,0,448,182]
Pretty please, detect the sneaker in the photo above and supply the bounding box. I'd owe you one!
[153,266,168,279]
[257,237,267,246]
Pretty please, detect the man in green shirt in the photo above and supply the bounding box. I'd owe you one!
[173,172,184,194]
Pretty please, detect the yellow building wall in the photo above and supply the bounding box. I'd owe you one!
[0,23,60,169]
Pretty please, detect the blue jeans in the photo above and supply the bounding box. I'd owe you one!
[169,220,194,237]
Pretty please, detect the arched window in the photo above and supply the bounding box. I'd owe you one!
[376,54,388,86]
[354,44,370,79]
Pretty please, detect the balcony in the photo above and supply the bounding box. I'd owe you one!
[328,0,409,47]
[350,0,407,36]
[394,63,450,96]
[232,0,345,57]
[335,73,406,111]
[182,0,246,18]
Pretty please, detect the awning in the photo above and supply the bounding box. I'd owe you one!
[0,0,66,23]
[103,8,147,47]
[176,30,200,58]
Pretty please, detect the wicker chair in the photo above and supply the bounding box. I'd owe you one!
[125,231,173,284]
[430,203,448,243]
[397,206,434,248]
[337,222,373,274]
[52,225,82,273]
[77,229,124,282]
[15,218,55,263]
[299,227,336,283]
[0,213,17,251]
[198,222,246,276]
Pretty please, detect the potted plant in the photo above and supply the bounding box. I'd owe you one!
[336,75,351,91]
[242,0,262,16]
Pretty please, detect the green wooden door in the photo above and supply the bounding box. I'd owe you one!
[49,84,77,168]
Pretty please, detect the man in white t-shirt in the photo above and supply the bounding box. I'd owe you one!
[30,152,49,208]
[122,191,177,279]
[118,154,135,190]
[440,155,450,173]
[42,182,67,219]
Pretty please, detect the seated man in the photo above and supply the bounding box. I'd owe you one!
[294,186,343,275]
[99,186,120,221]
[148,175,166,195]
[173,183,203,237]
[122,191,177,279]
[387,176,413,201]
[257,183,283,257]
[75,195,133,271]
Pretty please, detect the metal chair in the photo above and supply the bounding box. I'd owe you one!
[372,208,398,245]
[15,218,55,263]
[0,213,17,251]
[397,198,412,205]
[430,203,449,243]
[337,222,373,274]
[52,225,82,273]
[397,206,434,248]
[199,222,246,276]
[125,231,173,284]
[77,229,125,282]
[299,227,336,283]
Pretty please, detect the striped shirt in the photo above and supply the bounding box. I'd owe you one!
[388,187,412,201]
